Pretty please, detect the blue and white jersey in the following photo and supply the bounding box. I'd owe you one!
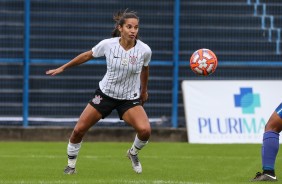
[92,37,152,100]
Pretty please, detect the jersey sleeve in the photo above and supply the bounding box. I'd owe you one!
[143,47,152,66]
[92,39,107,58]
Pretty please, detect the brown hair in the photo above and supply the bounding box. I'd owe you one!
[112,9,139,38]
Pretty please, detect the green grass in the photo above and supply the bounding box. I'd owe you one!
[0,142,281,184]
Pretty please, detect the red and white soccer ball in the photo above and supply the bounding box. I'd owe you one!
[190,48,218,76]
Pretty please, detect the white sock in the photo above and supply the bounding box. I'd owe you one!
[67,141,82,168]
[130,135,148,155]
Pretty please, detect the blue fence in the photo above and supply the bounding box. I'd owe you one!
[1,0,282,128]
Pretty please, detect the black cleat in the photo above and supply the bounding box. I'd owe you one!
[251,172,277,182]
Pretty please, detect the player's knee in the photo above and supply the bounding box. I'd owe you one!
[138,126,151,140]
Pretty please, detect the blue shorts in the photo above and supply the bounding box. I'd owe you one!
[275,103,282,119]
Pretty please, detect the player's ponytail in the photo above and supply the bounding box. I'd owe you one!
[112,9,139,39]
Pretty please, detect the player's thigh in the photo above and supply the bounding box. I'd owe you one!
[265,111,282,132]
[122,105,150,131]
[74,104,102,133]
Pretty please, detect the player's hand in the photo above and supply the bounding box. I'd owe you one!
[140,91,148,106]
[46,67,64,76]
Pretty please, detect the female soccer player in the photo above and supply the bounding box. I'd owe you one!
[46,10,152,174]
[252,103,282,182]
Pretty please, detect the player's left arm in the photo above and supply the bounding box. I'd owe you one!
[140,65,149,105]
[140,46,152,105]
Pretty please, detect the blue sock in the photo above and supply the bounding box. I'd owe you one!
[262,131,279,171]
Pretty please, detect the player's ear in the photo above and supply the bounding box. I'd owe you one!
[118,25,122,32]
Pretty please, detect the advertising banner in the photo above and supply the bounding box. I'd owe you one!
[182,80,282,143]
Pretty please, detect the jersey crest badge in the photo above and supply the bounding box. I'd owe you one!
[92,95,103,104]
[129,56,137,64]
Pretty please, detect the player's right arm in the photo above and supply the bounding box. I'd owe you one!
[46,50,94,76]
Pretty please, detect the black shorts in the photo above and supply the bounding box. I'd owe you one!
[89,88,141,119]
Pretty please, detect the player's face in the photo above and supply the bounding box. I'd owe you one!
[119,18,139,42]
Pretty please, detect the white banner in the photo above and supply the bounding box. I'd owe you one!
[182,80,282,144]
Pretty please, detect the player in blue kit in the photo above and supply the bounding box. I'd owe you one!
[46,9,152,174]
[252,103,282,182]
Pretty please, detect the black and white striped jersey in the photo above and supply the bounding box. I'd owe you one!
[92,37,152,100]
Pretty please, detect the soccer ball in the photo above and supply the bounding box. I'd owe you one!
[190,48,218,76]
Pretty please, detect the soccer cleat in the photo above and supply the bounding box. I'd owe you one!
[251,172,277,182]
[127,149,142,174]
[64,166,76,175]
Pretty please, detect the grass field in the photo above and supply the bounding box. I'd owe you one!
[0,142,281,184]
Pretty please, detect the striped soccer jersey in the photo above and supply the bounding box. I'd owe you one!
[92,37,152,100]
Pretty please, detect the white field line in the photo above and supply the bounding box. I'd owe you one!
[0,154,267,160]
[0,180,210,184]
